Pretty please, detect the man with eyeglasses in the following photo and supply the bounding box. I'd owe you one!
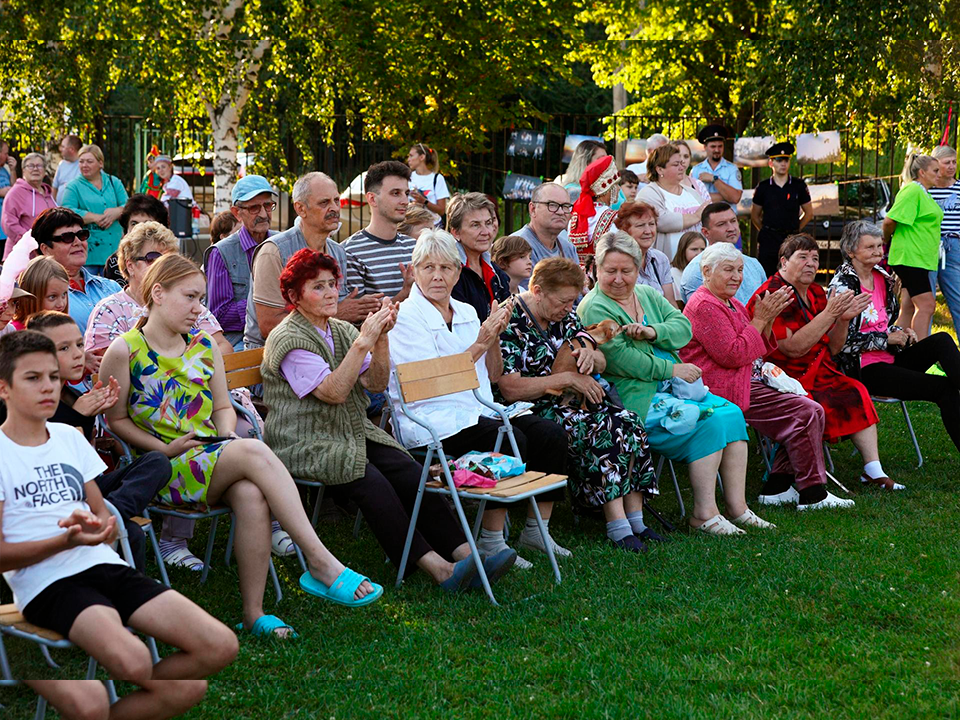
[34,208,122,345]
[515,182,579,290]
[205,175,279,349]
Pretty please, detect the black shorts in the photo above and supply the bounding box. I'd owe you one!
[22,564,169,638]
[890,264,934,298]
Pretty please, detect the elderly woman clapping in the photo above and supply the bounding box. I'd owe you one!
[830,220,960,454]
[681,243,854,511]
[261,248,484,593]
[578,231,774,535]
[390,229,570,568]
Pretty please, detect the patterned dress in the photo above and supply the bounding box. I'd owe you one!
[121,328,231,507]
[498,305,656,508]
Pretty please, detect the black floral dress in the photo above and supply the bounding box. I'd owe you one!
[498,305,656,508]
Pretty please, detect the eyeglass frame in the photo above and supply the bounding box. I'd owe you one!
[531,200,574,214]
[235,200,277,214]
[133,251,164,264]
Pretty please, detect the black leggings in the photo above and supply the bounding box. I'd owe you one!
[860,332,960,452]
[325,441,466,577]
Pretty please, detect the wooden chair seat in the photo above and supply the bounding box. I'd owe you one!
[131,516,151,528]
[0,604,65,642]
[426,471,568,498]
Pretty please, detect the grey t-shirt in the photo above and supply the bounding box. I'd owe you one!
[515,224,579,290]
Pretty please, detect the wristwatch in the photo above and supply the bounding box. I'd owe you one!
[713,174,720,183]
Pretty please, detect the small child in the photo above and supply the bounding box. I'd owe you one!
[491,235,534,294]
[0,330,237,720]
[620,169,640,202]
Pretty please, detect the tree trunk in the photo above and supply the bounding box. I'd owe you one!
[208,100,241,212]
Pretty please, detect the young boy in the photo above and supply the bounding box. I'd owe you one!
[23,310,172,571]
[620,169,640,202]
[491,235,534,294]
[0,330,237,719]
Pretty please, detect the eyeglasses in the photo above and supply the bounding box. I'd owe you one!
[49,229,90,244]
[134,251,164,264]
[237,201,277,214]
[23,163,45,171]
[532,201,574,214]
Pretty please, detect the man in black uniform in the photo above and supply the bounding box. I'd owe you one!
[750,141,814,276]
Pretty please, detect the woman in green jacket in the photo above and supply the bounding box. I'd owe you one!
[578,230,773,536]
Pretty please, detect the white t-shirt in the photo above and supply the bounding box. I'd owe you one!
[0,423,125,609]
[409,172,450,206]
[160,174,195,205]
[53,160,80,191]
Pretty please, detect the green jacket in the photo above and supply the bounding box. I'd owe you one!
[577,284,692,418]
[261,310,408,485]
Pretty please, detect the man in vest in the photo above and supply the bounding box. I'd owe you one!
[244,172,383,349]
[205,175,278,349]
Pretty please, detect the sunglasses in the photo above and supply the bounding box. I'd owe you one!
[49,229,90,244]
[134,251,164,264]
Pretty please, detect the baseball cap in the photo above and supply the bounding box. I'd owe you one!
[232,175,277,205]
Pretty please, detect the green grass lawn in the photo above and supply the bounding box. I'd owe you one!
[3,305,959,719]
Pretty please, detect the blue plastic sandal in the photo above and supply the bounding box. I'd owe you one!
[299,568,383,607]
[469,548,517,589]
[235,614,299,639]
[438,555,478,593]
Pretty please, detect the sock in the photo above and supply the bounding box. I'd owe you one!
[797,484,828,505]
[478,528,509,553]
[606,518,633,543]
[626,511,647,535]
[271,520,283,534]
[762,472,794,495]
[520,517,546,537]
[863,461,887,480]
[158,537,188,557]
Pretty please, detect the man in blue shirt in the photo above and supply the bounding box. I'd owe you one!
[681,203,766,305]
[690,125,743,213]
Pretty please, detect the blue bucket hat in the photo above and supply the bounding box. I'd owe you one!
[231,175,277,205]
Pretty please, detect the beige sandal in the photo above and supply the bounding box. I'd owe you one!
[692,514,745,536]
[732,508,776,529]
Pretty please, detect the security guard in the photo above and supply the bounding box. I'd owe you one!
[750,141,813,276]
[691,124,743,212]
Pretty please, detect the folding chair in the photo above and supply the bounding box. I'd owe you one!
[0,501,160,717]
[390,352,567,606]
[871,396,923,469]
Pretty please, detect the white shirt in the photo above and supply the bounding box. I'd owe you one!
[53,160,80,191]
[160,174,195,205]
[0,424,125,609]
[409,172,450,206]
[388,284,502,448]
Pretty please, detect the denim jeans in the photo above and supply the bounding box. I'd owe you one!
[930,234,960,330]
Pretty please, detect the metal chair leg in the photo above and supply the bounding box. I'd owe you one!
[823,443,835,473]
[224,515,236,566]
[33,696,47,720]
[39,646,59,669]
[310,485,325,528]
[85,655,98,680]
[669,459,685,519]
[199,516,220,584]
[352,510,363,538]
[105,679,118,705]
[528,497,560,584]
[900,401,924,468]
[142,517,171,588]
[471,499,488,541]
[268,559,283,603]
[397,448,433,588]
[146,635,160,665]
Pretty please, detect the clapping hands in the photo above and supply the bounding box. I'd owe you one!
[74,376,121,417]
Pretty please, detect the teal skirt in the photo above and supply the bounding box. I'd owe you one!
[644,391,748,464]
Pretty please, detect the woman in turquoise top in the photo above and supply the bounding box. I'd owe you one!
[882,154,944,339]
[59,143,129,269]
[578,230,773,536]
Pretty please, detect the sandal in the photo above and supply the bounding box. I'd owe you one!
[692,514,745,536]
[299,568,383,607]
[732,509,776,529]
[160,544,205,571]
[860,474,905,491]
[236,614,298,639]
[271,528,297,557]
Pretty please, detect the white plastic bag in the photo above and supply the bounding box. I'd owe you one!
[760,362,807,396]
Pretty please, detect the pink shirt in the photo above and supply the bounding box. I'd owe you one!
[860,277,896,369]
[279,323,372,398]
[84,289,222,352]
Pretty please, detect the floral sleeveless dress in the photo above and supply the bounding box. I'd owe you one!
[121,328,231,507]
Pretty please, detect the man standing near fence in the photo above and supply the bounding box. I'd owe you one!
[750,142,813,276]
[52,135,82,201]
[691,125,743,213]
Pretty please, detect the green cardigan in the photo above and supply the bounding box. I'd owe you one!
[261,310,408,485]
[577,284,692,418]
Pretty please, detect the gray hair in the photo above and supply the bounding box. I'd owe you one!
[932,145,956,161]
[647,133,669,148]
[22,152,45,168]
[292,171,335,206]
[699,242,743,274]
[530,182,569,204]
[411,228,462,269]
[839,219,884,261]
[595,230,641,270]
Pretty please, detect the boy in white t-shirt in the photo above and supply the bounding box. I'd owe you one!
[0,330,237,719]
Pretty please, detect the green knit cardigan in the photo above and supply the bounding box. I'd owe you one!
[261,310,408,485]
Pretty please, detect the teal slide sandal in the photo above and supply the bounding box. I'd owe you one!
[299,568,383,607]
[235,614,299,639]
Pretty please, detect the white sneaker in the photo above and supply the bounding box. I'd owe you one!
[758,486,799,506]
[517,529,573,558]
[798,491,856,511]
[732,508,777,529]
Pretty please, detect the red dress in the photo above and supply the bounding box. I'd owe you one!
[747,273,878,443]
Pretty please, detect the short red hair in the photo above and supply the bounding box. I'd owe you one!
[614,201,658,231]
[279,248,342,309]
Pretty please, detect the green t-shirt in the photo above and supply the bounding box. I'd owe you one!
[887,181,943,270]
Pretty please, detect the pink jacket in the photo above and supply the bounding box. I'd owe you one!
[680,286,775,411]
[2,179,57,259]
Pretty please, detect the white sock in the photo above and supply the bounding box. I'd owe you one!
[478,528,509,553]
[863,461,887,479]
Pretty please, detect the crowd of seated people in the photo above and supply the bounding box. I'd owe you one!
[2,134,958,717]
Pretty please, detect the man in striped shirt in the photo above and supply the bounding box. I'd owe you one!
[343,161,417,303]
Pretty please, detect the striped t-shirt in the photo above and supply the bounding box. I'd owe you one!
[343,229,417,297]
[929,180,960,237]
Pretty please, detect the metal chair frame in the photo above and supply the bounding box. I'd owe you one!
[871,396,923,469]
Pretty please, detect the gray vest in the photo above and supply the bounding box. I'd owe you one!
[205,230,251,347]
[243,225,349,349]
